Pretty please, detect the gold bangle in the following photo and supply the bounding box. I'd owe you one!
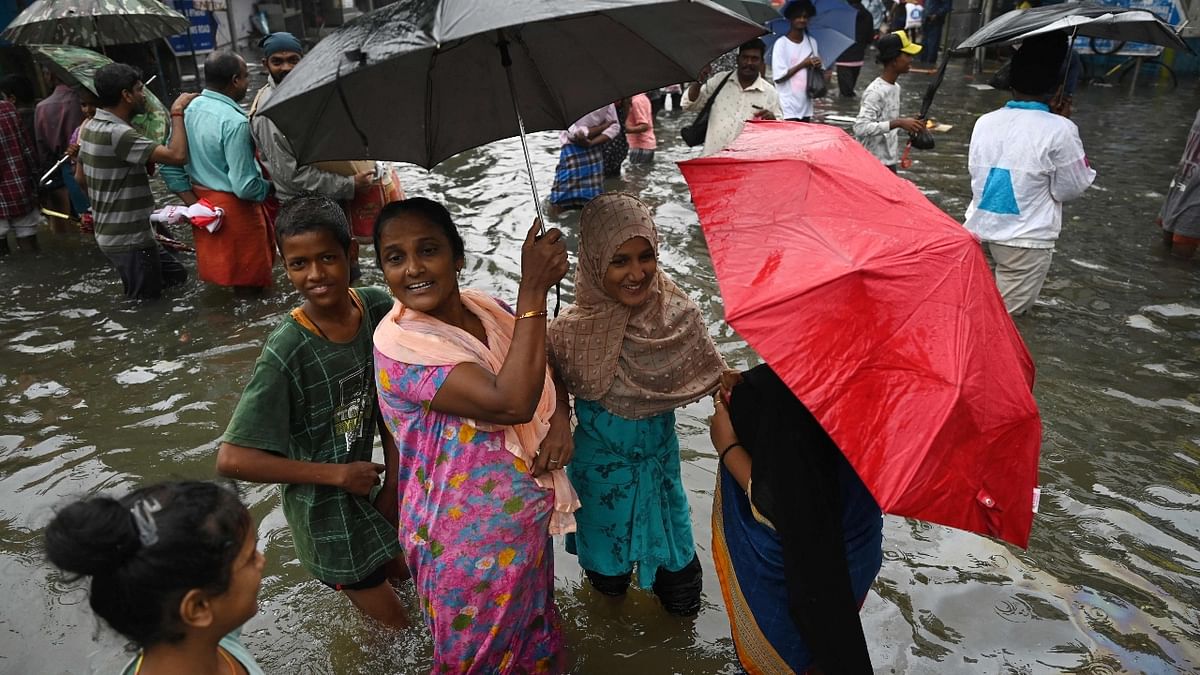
[516,309,548,320]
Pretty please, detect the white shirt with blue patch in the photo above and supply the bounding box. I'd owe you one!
[964,102,1096,248]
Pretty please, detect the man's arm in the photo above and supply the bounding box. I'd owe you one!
[684,69,715,111]
[256,117,359,201]
[150,93,199,166]
[223,119,271,203]
[1049,127,1096,203]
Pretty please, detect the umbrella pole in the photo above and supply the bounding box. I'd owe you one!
[496,34,548,237]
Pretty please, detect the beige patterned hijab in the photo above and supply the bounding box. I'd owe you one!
[549,193,725,419]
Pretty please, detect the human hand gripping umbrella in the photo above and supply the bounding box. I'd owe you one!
[680,121,1043,548]
[258,0,766,234]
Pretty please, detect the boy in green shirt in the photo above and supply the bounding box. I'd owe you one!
[217,195,409,628]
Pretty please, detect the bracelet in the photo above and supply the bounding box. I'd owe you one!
[719,442,742,465]
[516,309,548,320]
[170,112,184,118]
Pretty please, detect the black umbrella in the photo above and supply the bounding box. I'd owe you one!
[258,0,766,228]
[956,2,1188,52]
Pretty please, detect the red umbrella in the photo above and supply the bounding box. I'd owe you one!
[680,121,1042,548]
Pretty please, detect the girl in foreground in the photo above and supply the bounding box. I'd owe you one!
[548,193,726,614]
[45,481,265,675]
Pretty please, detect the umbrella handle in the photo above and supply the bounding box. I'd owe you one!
[40,153,71,186]
[497,32,559,317]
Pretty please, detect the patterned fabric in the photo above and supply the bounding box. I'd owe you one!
[548,193,724,420]
[1159,108,1200,239]
[712,465,883,674]
[223,287,402,584]
[373,289,578,534]
[375,354,565,674]
[79,109,157,252]
[853,77,902,167]
[564,399,695,587]
[0,100,37,220]
[549,143,604,209]
[2,0,190,47]
[191,185,275,287]
[160,89,271,203]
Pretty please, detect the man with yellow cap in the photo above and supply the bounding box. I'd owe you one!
[853,30,925,172]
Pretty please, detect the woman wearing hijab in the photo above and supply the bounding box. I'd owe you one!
[709,364,884,674]
[547,193,727,615]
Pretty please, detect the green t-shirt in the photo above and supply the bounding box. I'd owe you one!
[223,286,401,584]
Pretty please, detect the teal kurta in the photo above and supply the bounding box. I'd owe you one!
[565,398,695,587]
[159,89,270,202]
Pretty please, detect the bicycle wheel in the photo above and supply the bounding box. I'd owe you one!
[1118,60,1178,90]
[1090,36,1127,56]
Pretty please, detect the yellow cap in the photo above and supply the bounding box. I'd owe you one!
[892,30,923,55]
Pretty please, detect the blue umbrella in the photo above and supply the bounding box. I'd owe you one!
[765,0,859,66]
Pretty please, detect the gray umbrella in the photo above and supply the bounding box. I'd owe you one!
[711,0,781,24]
[258,0,765,226]
[2,0,190,48]
[956,2,1187,52]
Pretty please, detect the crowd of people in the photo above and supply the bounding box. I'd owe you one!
[15,1,1195,671]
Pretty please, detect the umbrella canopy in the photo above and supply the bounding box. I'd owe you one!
[711,0,780,24]
[956,2,1187,52]
[2,0,190,47]
[766,0,858,67]
[680,121,1042,548]
[258,0,766,168]
[30,44,170,144]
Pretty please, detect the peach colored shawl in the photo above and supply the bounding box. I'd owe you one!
[374,288,579,535]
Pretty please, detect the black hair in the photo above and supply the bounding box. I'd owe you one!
[44,481,251,648]
[204,51,244,88]
[274,193,352,253]
[1011,32,1069,97]
[92,64,143,107]
[738,38,767,57]
[372,197,466,267]
[784,0,816,19]
[0,74,34,102]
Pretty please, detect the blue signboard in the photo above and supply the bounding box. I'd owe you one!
[1074,0,1185,57]
[167,0,216,55]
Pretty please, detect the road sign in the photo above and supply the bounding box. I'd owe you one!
[1074,0,1185,57]
[167,0,216,55]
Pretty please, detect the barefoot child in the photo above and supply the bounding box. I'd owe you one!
[216,195,409,628]
[45,481,267,674]
[547,192,727,615]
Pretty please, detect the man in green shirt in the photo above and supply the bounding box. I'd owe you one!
[217,195,410,628]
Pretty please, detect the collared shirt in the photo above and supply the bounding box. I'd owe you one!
[964,101,1096,247]
[160,89,271,202]
[683,71,783,156]
[853,77,902,167]
[0,100,37,219]
[249,79,355,202]
[560,105,619,147]
[34,84,83,168]
[222,286,403,584]
[78,109,158,252]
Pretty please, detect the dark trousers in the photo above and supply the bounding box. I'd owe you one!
[838,65,862,96]
[103,244,188,299]
[922,22,943,63]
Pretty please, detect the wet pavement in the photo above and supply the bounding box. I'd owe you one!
[0,58,1197,673]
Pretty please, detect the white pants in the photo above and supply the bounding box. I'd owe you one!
[0,208,40,238]
[988,242,1054,316]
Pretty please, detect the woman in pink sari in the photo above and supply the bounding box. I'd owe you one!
[372,198,577,673]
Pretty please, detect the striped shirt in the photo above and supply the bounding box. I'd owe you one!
[79,109,157,252]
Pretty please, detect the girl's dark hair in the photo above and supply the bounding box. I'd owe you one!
[372,197,466,266]
[275,193,352,253]
[44,481,251,648]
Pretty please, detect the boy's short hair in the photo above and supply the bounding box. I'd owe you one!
[93,64,143,107]
[784,0,816,19]
[275,194,352,253]
[738,38,767,57]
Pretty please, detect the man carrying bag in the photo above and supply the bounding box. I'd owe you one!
[682,39,782,156]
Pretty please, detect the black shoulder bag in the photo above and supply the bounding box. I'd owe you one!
[680,71,735,147]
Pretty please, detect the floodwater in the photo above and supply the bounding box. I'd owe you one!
[1,59,1198,674]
